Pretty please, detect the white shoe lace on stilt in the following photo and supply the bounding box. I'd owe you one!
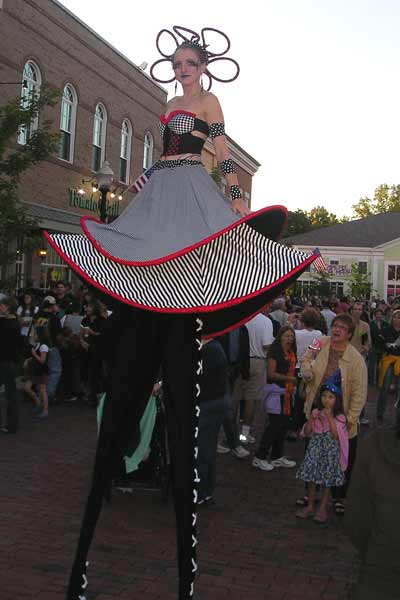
[190,317,203,596]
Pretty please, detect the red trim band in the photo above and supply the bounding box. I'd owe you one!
[160,110,196,124]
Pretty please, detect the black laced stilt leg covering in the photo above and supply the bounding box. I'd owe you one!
[65,310,203,600]
[161,314,202,599]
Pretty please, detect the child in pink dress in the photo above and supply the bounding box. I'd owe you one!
[296,369,349,523]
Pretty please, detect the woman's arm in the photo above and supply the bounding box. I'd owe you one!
[31,348,47,365]
[267,357,297,385]
[303,411,316,436]
[204,93,249,217]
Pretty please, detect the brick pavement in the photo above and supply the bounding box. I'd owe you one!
[0,386,390,600]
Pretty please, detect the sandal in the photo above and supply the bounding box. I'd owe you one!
[295,495,309,507]
[314,509,328,524]
[296,506,314,519]
[332,500,345,516]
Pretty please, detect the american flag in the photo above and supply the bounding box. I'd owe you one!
[127,164,156,193]
[129,171,149,193]
[313,249,328,272]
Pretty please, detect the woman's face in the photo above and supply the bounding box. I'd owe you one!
[172,48,205,86]
[280,329,295,348]
[85,304,93,317]
[24,294,32,305]
[321,390,336,410]
[392,312,400,329]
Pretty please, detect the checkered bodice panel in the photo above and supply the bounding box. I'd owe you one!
[159,111,209,157]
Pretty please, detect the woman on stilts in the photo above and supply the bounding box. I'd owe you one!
[46,25,323,600]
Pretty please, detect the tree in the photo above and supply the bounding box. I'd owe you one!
[284,209,312,237]
[283,206,343,238]
[0,85,59,289]
[210,166,222,187]
[352,184,400,218]
[310,269,331,298]
[308,205,339,229]
[348,263,374,299]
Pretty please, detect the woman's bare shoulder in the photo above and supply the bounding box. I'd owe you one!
[201,92,224,122]
[164,96,182,114]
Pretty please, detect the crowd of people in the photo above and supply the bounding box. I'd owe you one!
[0,281,111,431]
[1,286,400,597]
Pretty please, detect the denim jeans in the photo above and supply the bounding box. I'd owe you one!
[377,364,400,418]
[47,347,62,400]
[197,394,230,500]
[0,361,18,433]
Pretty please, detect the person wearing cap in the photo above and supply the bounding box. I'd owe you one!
[0,296,21,433]
[35,296,62,346]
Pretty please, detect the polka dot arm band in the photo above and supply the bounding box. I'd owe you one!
[209,122,225,138]
[230,185,242,200]
[219,158,236,175]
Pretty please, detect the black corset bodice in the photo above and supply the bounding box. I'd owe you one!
[159,110,209,156]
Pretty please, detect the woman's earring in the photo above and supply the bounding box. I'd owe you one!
[174,80,178,94]
[200,75,204,91]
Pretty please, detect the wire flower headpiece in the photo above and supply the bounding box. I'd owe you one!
[150,26,240,91]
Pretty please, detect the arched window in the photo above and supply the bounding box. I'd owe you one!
[59,84,77,163]
[143,131,153,171]
[92,103,107,172]
[18,61,41,145]
[119,119,132,183]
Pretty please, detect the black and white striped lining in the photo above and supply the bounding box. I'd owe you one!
[49,223,312,311]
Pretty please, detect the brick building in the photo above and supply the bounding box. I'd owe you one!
[0,0,259,291]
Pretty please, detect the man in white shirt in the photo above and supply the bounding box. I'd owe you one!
[235,312,275,443]
[295,308,323,364]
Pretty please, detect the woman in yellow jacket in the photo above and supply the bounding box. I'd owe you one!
[300,313,368,515]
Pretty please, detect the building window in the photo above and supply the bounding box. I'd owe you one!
[18,61,41,145]
[387,264,400,300]
[59,84,77,163]
[143,132,153,171]
[357,261,367,274]
[330,260,339,266]
[39,243,71,290]
[119,119,132,183]
[92,103,107,172]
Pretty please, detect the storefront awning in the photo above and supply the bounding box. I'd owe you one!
[20,202,82,234]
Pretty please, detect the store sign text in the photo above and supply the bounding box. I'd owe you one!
[68,189,120,217]
[310,263,352,277]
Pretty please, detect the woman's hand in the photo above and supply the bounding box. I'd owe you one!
[311,408,319,420]
[152,382,162,396]
[231,198,250,217]
[300,369,313,382]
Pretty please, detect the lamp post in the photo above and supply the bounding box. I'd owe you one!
[97,161,114,223]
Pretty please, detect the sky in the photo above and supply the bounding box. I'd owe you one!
[59,0,400,216]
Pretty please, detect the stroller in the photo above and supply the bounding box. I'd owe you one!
[97,387,170,503]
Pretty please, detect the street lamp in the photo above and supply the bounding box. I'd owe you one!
[97,161,114,223]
